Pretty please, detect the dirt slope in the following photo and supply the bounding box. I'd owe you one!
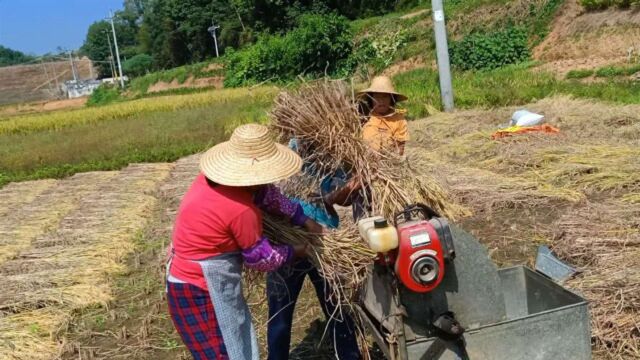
[0,58,95,106]
[534,0,640,76]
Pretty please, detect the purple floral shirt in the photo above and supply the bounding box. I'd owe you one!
[241,185,308,271]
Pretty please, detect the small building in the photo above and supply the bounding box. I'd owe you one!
[101,76,129,85]
[62,80,102,99]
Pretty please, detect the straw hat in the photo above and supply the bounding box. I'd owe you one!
[200,124,302,187]
[357,76,407,102]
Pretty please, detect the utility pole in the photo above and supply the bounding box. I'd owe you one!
[68,51,78,82]
[105,31,117,79]
[109,10,125,88]
[208,24,220,57]
[431,0,454,112]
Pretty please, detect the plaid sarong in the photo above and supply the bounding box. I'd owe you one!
[167,281,229,360]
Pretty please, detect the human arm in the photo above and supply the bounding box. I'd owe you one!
[231,208,303,272]
[255,184,326,233]
[323,176,362,207]
[393,119,409,156]
[255,184,308,226]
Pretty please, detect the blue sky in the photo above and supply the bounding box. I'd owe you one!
[0,0,124,55]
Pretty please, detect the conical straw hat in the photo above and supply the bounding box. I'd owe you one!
[200,124,302,187]
[357,76,407,102]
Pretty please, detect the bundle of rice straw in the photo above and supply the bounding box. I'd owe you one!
[271,80,465,220]
[266,80,467,299]
[265,80,468,356]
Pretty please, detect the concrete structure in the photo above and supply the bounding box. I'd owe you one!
[62,80,102,99]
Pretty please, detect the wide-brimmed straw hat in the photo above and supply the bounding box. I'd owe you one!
[200,124,302,187]
[357,76,407,102]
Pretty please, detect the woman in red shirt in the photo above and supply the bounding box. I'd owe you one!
[167,124,323,360]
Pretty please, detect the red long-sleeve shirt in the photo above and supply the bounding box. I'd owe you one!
[169,174,307,290]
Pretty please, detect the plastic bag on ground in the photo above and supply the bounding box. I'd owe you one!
[511,110,545,127]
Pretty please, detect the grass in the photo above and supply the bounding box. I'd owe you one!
[0,91,272,187]
[0,86,275,135]
[566,69,594,79]
[128,58,225,95]
[565,64,640,80]
[595,63,640,78]
[394,64,640,118]
[444,0,512,15]
[350,6,426,34]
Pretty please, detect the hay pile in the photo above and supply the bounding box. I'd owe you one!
[0,164,172,360]
[265,81,467,305]
[267,87,640,358]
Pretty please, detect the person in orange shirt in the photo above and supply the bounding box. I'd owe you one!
[359,76,409,155]
[324,76,410,218]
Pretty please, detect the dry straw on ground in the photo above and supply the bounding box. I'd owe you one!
[0,164,172,360]
[552,201,640,359]
[408,96,639,359]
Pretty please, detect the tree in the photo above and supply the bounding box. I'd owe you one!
[80,0,407,74]
[0,45,34,67]
[80,12,141,77]
[122,54,154,76]
[224,13,353,87]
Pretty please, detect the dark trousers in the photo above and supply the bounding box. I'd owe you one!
[267,260,361,360]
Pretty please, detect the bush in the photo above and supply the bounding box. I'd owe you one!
[595,64,640,77]
[449,27,530,71]
[347,19,409,77]
[122,54,155,77]
[581,0,640,10]
[566,69,595,79]
[87,85,122,107]
[224,13,353,87]
[595,66,626,78]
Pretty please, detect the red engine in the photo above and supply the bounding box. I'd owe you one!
[393,204,455,293]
